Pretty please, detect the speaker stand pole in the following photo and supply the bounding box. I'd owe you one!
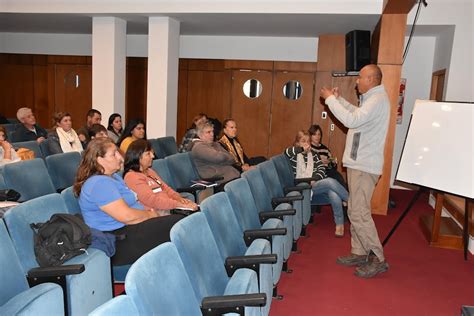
[382,188,424,247]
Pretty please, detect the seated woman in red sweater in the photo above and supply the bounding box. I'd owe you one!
[123,139,198,215]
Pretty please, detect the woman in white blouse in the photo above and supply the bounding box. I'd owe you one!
[0,126,20,165]
[47,112,83,155]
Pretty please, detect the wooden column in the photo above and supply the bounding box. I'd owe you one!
[370,3,415,215]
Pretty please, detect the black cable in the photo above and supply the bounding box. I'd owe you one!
[402,0,424,64]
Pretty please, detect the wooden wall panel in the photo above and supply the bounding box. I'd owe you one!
[125,58,147,122]
[53,64,92,129]
[316,35,346,72]
[33,65,50,128]
[177,69,188,143]
[187,59,226,71]
[185,70,232,128]
[0,64,35,119]
[230,70,273,158]
[312,72,332,137]
[224,60,274,71]
[268,71,315,157]
[274,61,318,73]
[377,14,407,65]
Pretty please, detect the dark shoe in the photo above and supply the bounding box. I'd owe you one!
[354,258,389,278]
[336,254,368,267]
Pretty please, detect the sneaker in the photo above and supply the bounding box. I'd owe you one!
[354,258,389,278]
[336,254,368,267]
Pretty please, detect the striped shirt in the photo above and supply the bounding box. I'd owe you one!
[284,146,326,181]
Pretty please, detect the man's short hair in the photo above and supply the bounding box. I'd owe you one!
[88,124,108,138]
[16,107,32,122]
[86,109,102,118]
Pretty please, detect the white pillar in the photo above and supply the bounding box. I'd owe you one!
[146,17,180,138]
[92,17,127,121]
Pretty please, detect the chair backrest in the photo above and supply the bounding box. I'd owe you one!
[61,186,81,214]
[0,220,29,305]
[151,158,177,189]
[2,124,17,141]
[200,192,248,261]
[165,152,199,188]
[124,242,201,315]
[89,295,139,316]
[258,160,285,198]
[45,152,82,191]
[224,178,262,231]
[156,136,178,157]
[3,158,56,201]
[170,212,230,301]
[12,140,43,159]
[39,138,52,158]
[3,193,69,273]
[271,154,294,188]
[242,168,273,211]
[149,138,165,159]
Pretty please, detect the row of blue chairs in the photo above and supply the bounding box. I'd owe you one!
[90,154,315,315]
[1,193,113,315]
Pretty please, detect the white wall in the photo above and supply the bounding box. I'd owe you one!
[0,32,318,62]
[408,0,473,102]
[180,35,318,62]
[393,36,437,187]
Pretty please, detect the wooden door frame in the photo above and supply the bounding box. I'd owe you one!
[429,69,446,101]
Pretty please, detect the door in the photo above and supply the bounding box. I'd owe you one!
[268,71,315,157]
[54,64,92,129]
[230,70,273,158]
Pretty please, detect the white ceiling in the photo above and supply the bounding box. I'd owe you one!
[0,12,381,37]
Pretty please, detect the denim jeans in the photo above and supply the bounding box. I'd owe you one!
[311,177,349,225]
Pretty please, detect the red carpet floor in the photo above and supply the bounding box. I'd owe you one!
[270,189,474,316]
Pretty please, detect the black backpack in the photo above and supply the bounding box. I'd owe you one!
[30,213,92,267]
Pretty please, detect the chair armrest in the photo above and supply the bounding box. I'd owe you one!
[170,209,196,216]
[225,254,277,277]
[201,293,266,315]
[283,184,311,194]
[259,209,296,224]
[28,264,85,278]
[243,228,287,247]
[294,177,316,184]
[271,195,303,208]
[176,186,206,193]
[200,176,224,182]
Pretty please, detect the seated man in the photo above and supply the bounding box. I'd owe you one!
[191,122,240,184]
[13,107,48,143]
[219,118,266,172]
[77,109,102,147]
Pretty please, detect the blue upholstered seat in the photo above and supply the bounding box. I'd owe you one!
[156,136,178,157]
[0,220,64,316]
[3,158,56,201]
[170,213,264,316]
[45,152,82,191]
[3,193,112,315]
[12,140,43,159]
[89,295,139,316]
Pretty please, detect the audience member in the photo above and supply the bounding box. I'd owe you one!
[13,107,48,143]
[88,124,109,140]
[191,121,240,184]
[124,139,198,215]
[285,130,348,237]
[77,109,102,146]
[47,112,83,155]
[74,138,183,265]
[117,118,146,153]
[308,124,347,189]
[219,118,266,172]
[107,113,123,143]
[178,113,207,153]
[0,126,20,165]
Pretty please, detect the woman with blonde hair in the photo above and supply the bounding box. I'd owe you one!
[47,112,83,154]
[285,130,349,237]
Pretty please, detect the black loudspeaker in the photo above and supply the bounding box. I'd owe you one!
[346,30,371,72]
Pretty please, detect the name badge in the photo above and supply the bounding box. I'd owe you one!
[152,187,162,193]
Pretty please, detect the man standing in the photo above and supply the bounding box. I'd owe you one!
[320,64,390,278]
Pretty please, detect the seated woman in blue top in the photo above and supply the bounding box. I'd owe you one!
[73,137,183,265]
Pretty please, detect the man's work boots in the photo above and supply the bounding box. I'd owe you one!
[336,254,370,267]
[354,257,389,278]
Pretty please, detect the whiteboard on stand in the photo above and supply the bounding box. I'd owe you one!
[396,100,474,199]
